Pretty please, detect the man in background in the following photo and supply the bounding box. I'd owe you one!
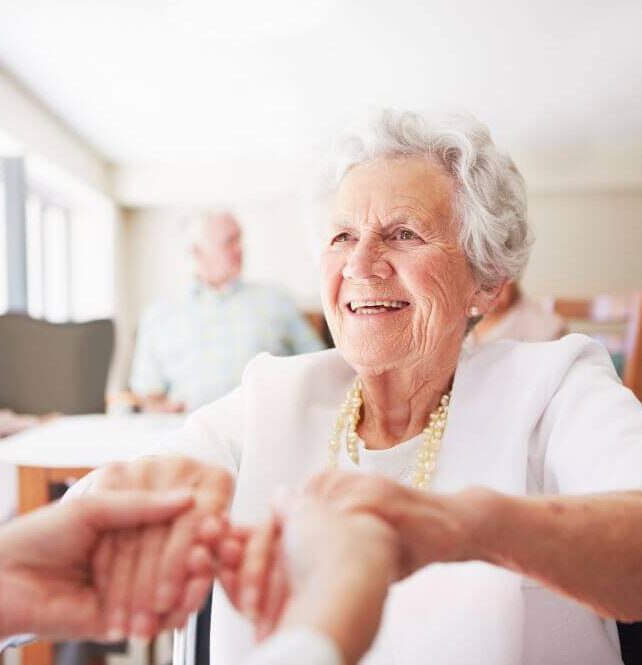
[129,211,324,412]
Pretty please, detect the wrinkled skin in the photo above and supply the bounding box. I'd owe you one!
[86,456,233,639]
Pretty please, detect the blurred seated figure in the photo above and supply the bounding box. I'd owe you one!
[469,281,566,347]
[129,211,324,412]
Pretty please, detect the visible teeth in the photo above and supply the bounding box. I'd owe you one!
[349,300,407,312]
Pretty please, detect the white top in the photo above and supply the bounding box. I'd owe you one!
[155,335,642,665]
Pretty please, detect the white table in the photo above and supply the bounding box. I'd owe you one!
[0,413,185,468]
[0,413,185,665]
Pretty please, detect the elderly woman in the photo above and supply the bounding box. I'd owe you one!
[90,111,642,664]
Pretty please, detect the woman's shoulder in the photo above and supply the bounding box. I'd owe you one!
[459,333,620,411]
[467,333,614,375]
[246,347,349,371]
[241,349,355,404]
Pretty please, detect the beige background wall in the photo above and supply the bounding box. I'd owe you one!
[105,189,642,388]
[109,187,642,389]
[525,189,642,296]
[121,189,642,312]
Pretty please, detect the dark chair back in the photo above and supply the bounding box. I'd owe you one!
[618,621,642,665]
[0,313,114,414]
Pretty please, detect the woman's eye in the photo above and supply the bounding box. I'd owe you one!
[331,232,353,244]
[392,228,419,241]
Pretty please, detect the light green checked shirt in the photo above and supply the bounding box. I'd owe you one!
[129,280,324,410]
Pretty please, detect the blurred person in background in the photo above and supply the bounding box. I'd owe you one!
[468,280,566,348]
[129,211,324,412]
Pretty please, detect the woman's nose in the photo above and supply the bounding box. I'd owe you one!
[342,238,392,281]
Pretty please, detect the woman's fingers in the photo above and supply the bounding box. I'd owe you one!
[128,523,168,638]
[237,515,278,621]
[82,490,195,529]
[103,528,140,641]
[218,534,246,569]
[218,567,240,607]
[92,532,115,599]
[197,515,226,548]
[186,543,217,577]
[256,548,289,642]
[160,575,213,632]
[154,480,230,613]
[180,575,214,616]
[152,509,205,612]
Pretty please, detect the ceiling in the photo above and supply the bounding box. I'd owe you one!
[0,0,641,201]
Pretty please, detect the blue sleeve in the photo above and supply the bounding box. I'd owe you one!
[273,290,325,355]
[129,304,167,396]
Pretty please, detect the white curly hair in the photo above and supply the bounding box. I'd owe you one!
[312,110,533,288]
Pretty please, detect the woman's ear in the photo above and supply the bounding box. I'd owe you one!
[469,279,507,316]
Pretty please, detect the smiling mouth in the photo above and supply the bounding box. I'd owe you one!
[347,300,410,315]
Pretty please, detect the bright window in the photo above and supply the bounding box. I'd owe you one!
[25,195,43,318]
[0,153,115,322]
[42,205,70,322]
[26,156,115,322]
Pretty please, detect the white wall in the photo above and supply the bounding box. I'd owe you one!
[0,66,110,195]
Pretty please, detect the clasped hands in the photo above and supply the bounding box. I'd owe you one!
[49,456,486,654]
[0,457,487,647]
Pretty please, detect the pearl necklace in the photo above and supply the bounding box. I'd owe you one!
[327,379,451,490]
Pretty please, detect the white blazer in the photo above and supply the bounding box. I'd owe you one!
[159,334,642,665]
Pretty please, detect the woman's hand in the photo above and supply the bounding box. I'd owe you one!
[0,491,197,641]
[200,513,286,639]
[88,456,234,638]
[304,470,493,575]
[205,496,401,664]
[306,472,642,622]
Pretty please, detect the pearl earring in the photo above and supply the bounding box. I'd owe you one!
[469,306,480,317]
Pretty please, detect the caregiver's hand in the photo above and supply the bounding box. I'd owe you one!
[207,497,400,665]
[89,456,234,638]
[305,470,492,575]
[0,491,194,641]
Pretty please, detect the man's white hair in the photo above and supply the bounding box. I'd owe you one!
[182,209,238,247]
[313,110,532,288]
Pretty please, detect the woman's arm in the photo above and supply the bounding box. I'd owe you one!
[306,472,642,623]
[470,488,642,623]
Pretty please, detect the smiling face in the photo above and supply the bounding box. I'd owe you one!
[321,156,486,375]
